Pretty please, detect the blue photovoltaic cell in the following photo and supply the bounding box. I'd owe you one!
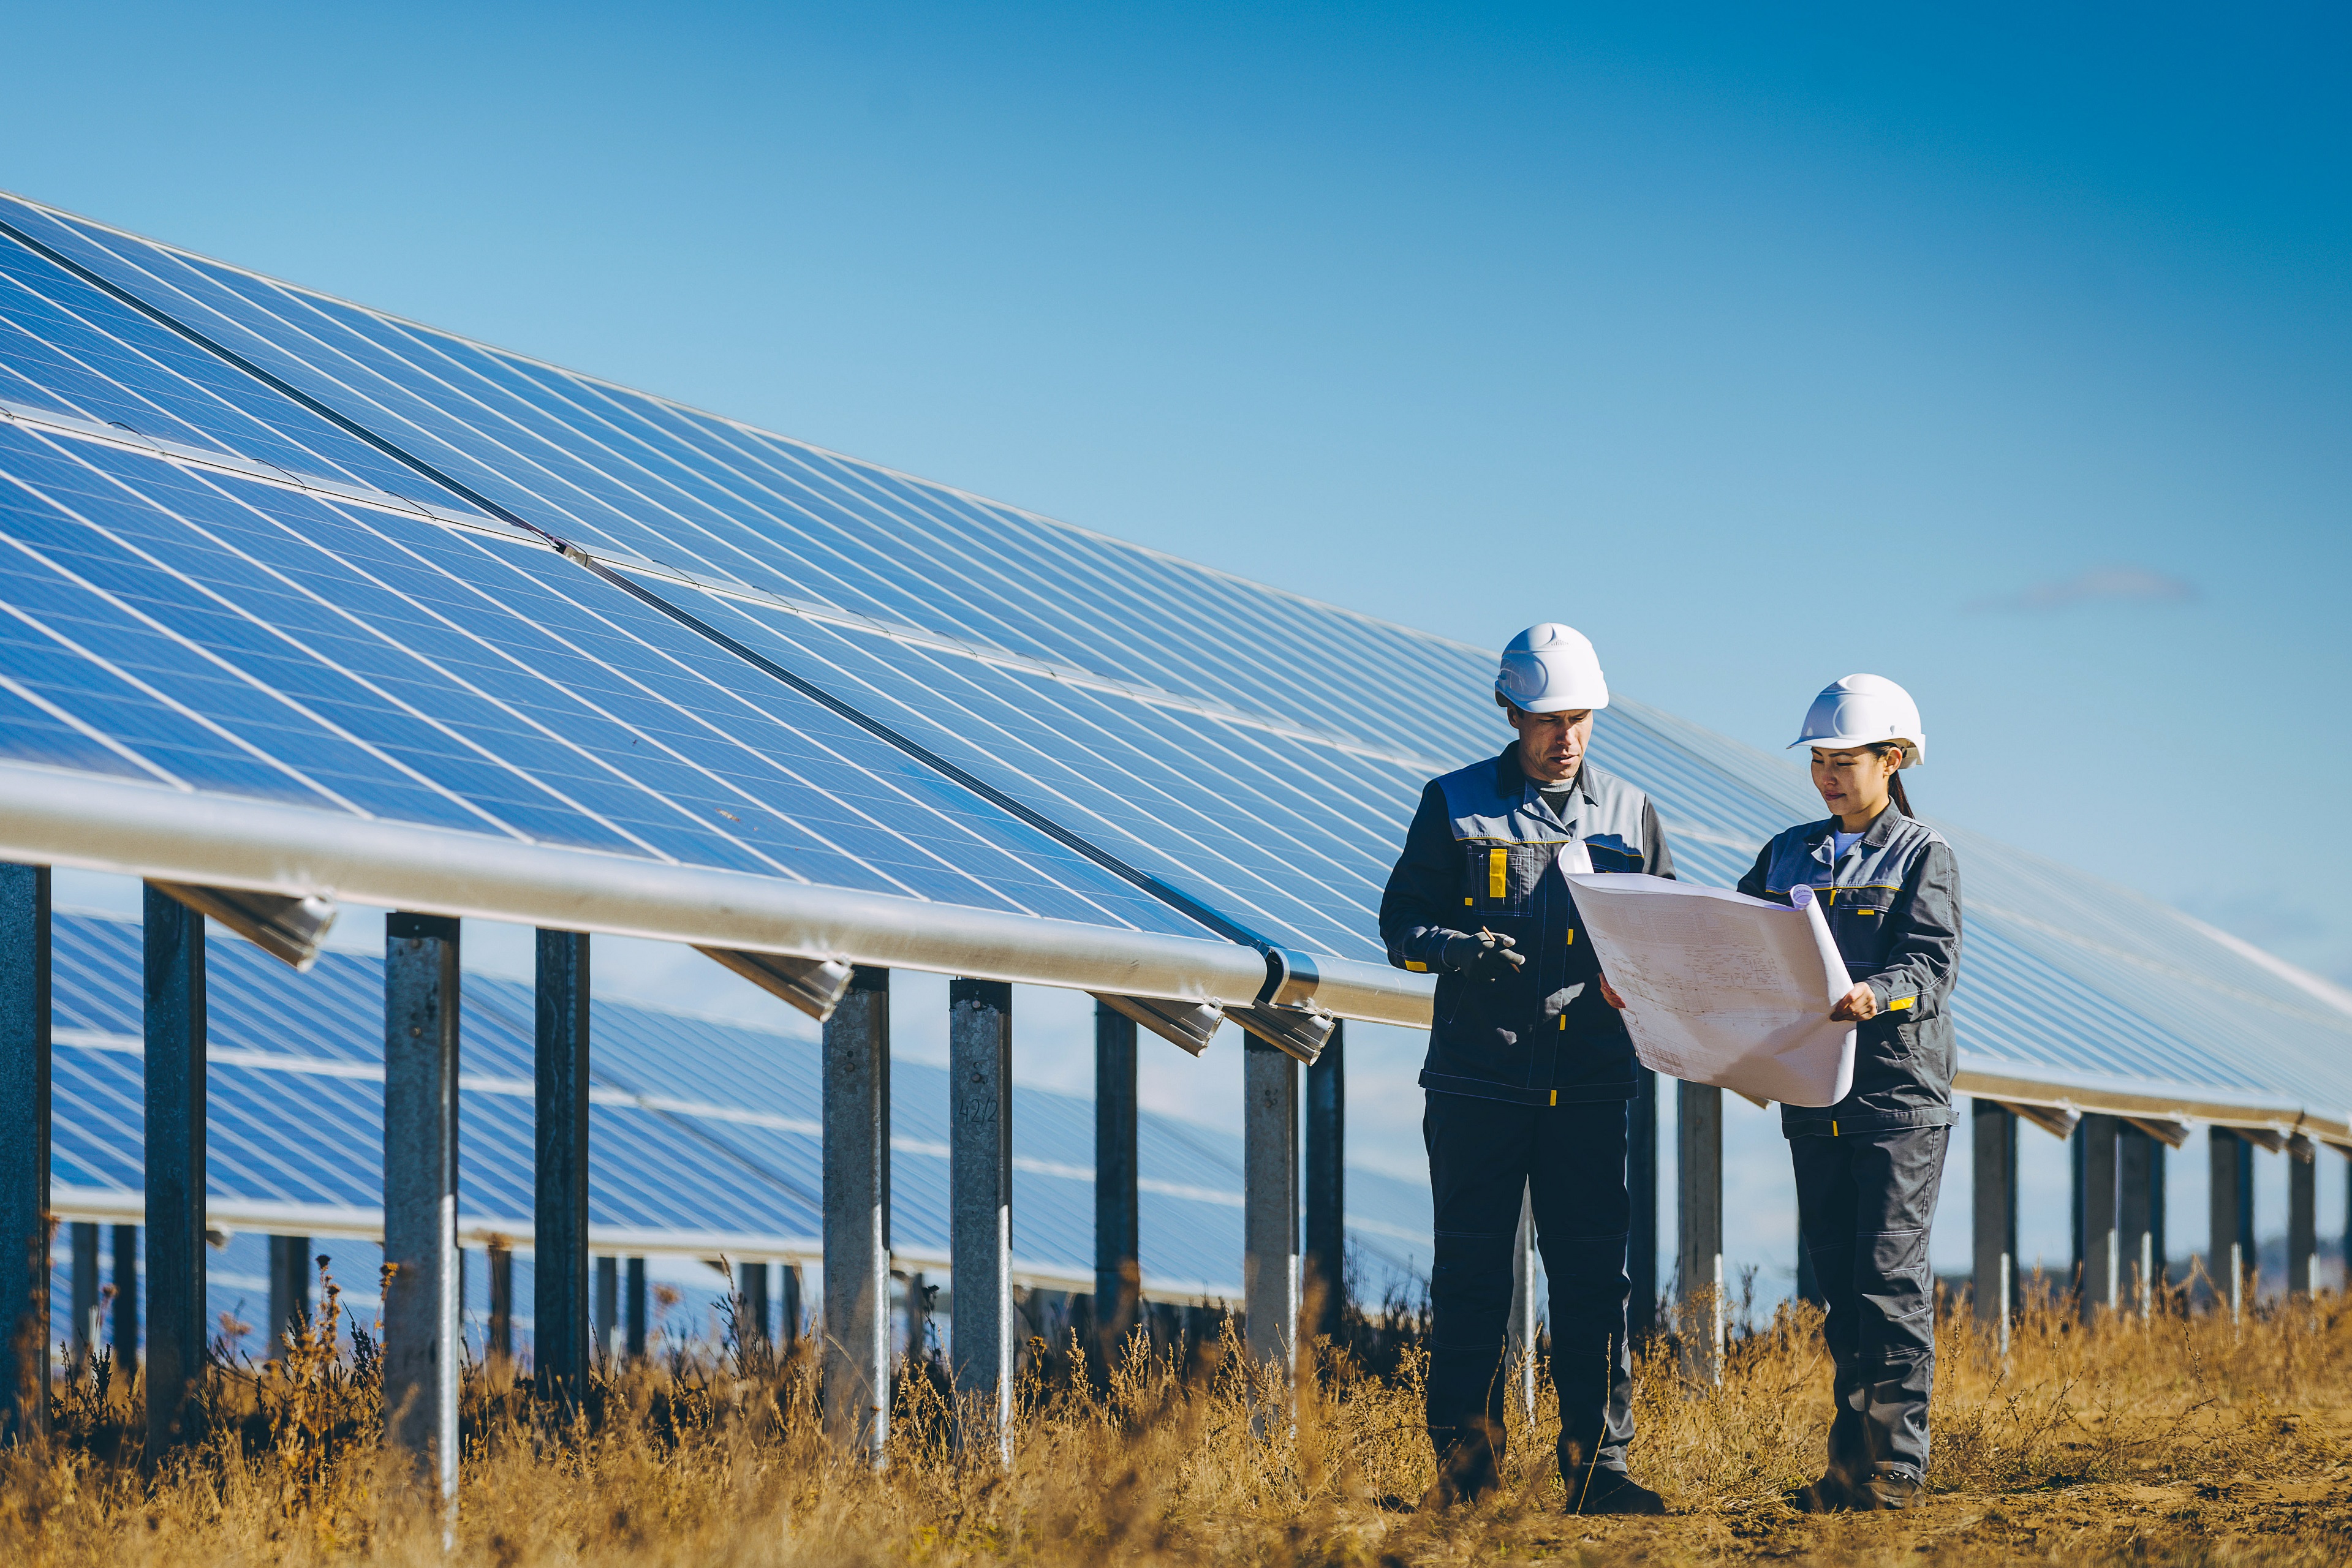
[0,421,1214,933]
[47,911,1437,1314]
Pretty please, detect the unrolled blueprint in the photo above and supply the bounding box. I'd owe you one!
[1564,872,1856,1107]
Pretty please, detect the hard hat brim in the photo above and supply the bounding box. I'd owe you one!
[1503,692,1609,715]
[1790,734,1923,766]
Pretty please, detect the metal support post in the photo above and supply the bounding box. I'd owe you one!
[740,1262,770,1348]
[2287,1136,2317,1297]
[1506,1185,1537,1423]
[1242,1031,1299,1382]
[383,911,461,1504]
[534,929,591,1416]
[0,863,50,1446]
[70,1222,99,1366]
[269,1235,311,1354]
[2071,1114,2119,1318]
[626,1257,647,1360]
[487,1245,514,1361]
[2209,1128,2253,1316]
[1304,1020,1346,1344]
[781,1263,803,1349]
[1628,1066,1658,1336]
[143,881,206,1452]
[1092,999,1141,1371]
[111,1225,138,1371]
[905,1270,930,1362]
[821,966,890,1464]
[1677,1082,1723,1382]
[1972,1101,2017,1345]
[949,978,1014,1463]
[2117,1126,2163,1317]
[595,1255,618,1363]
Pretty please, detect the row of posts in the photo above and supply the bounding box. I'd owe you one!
[2,864,2346,1463]
[0,866,1357,1477]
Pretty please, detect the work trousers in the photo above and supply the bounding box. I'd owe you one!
[1424,1091,1635,1493]
[1790,1123,1950,1486]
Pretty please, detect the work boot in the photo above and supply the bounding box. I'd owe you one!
[1855,1474,1925,1511]
[1567,1464,1667,1515]
[1787,1472,1854,1512]
[1421,1425,1502,1510]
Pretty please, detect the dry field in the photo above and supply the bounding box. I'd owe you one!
[4,1272,2348,1566]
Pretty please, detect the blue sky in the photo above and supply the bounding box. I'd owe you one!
[13,3,2348,1289]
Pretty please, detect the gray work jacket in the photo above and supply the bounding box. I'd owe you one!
[1736,804,1963,1137]
[1380,745,1676,1105]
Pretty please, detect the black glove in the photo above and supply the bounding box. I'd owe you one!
[1442,929,1526,981]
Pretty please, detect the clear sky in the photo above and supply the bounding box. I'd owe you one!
[12,4,2348,1291]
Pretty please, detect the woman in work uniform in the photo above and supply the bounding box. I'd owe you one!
[1735,674,1961,1512]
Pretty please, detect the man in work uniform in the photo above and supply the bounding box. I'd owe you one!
[1380,623,1674,1515]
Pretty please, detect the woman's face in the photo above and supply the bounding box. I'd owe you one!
[1811,745,1899,822]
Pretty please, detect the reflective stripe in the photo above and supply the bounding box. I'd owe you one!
[1488,847,1508,900]
[1889,995,1913,1011]
[1565,928,1575,944]
[1550,1091,1558,1106]
[1831,1120,1839,1136]
[1404,960,1428,973]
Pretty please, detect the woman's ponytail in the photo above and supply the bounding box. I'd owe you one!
[1888,767,1913,817]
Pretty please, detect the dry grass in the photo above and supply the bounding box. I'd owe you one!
[5,1273,2350,1566]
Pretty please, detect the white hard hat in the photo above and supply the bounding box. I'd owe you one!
[1789,674,1926,767]
[1495,624,1609,714]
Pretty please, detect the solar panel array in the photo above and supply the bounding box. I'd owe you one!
[2,187,2350,1145]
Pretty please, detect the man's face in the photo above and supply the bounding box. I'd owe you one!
[1505,704,1594,784]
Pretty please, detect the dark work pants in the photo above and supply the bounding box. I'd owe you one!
[1424,1091,1635,1491]
[1789,1124,1950,1486]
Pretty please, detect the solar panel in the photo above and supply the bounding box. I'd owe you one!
[0,417,1214,934]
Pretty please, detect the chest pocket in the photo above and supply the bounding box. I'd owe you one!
[1823,884,1899,963]
[1459,841,1561,914]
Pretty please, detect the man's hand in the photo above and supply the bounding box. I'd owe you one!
[1442,929,1526,981]
[1596,973,1627,1009]
[1829,982,1878,1022]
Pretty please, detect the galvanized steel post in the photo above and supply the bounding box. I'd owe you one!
[1304,1020,1345,1344]
[111,1224,138,1371]
[2209,1127,2253,1316]
[70,1222,100,1366]
[1972,1100,2017,1341]
[1242,1032,1298,1382]
[1092,1000,1140,1370]
[535,929,591,1417]
[268,1235,311,1355]
[740,1262,770,1348]
[1628,1066,1658,1336]
[2072,1114,2120,1318]
[382,910,461,1504]
[1506,1185,1537,1422]
[1676,1082,1722,1382]
[143,881,206,1453]
[0,863,49,1444]
[595,1255,618,1363]
[2117,1126,2165,1316]
[2287,1136,2317,1296]
[625,1257,647,1360]
[822,966,890,1464]
[949,978,1014,1464]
